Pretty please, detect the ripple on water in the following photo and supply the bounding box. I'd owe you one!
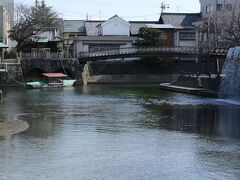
[143,95,240,106]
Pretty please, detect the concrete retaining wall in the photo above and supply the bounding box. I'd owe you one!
[88,74,179,84]
[0,63,24,86]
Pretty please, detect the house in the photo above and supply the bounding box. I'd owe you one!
[159,13,201,48]
[63,20,86,39]
[145,24,175,47]
[32,27,62,53]
[30,19,64,53]
[130,21,159,36]
[73,15,137,54]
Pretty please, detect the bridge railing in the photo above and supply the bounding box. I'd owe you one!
[78,46,198,58]
[19,52,77,60]
[19,47,228,60]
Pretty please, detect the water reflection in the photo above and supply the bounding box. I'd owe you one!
[145,103,240,139]
[219,106,240,139]
[0,85,239,179]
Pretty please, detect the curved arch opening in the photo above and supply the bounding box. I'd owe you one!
[26,68,45,82]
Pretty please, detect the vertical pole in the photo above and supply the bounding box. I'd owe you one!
[0,90,2,101]
[217,58,220,75]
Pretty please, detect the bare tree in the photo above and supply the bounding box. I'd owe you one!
[198,8,240,50]
[9,0,57,52]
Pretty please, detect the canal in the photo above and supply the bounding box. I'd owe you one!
[0,85,240,179]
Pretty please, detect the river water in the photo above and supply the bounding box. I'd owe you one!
[0,85,240,180]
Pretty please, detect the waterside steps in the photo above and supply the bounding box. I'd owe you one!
[160,83,218,98]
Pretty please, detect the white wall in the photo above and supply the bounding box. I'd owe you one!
[179,40,197,47]
[102,22,130,36]
[100,17,131,36]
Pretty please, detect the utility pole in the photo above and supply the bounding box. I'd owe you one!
[161,2,170,13]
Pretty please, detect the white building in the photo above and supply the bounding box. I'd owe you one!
[0,0,14,48]
[200,0,240,18]
[73,15,137,53]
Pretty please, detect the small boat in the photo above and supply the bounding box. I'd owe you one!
[26,73,76,89]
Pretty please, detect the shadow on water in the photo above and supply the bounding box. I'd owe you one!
[144,103,240,139]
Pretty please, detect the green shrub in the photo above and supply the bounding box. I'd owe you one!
[4,49,17,59]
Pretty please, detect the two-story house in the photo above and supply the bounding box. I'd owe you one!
[73,15,137,54]
[159,13,201,48]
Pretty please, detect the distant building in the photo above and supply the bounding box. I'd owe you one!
[200,0,240,19]
[63,20,86,39]
[159,13,201,48]
[0,0,14,48]
[73,15,138,54]
[30,19,64,53]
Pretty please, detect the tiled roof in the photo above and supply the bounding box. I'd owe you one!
[159,13,201,29]
[130,21,159,35]
[146,24,175,29]
[63,20,86,33]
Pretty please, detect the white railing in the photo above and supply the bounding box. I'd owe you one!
[19,52,77,60]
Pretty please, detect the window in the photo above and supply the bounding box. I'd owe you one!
[160,32,167,40]
[226,4,233,11]
[216,4,222,11]
[89,44,120,52]
[179,32,196,41]
[206,5,213,13]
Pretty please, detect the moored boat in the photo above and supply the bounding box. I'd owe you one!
[26,73,76,89]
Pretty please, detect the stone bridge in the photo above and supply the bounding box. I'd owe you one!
[20,58,83,79]
[78,47,229,61]
[19,47,229,81]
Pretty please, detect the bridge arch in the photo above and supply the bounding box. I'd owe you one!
[25,68,45,81]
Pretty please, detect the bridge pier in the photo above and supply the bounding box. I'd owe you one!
[82,63,90,85]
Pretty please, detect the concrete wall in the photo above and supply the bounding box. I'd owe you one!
[0,63,24,86]
[84,59,225,84]
[20,59,83,80]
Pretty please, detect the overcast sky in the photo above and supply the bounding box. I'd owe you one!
[16,0,200,21]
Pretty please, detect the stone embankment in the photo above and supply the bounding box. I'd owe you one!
[160,75,220,98]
